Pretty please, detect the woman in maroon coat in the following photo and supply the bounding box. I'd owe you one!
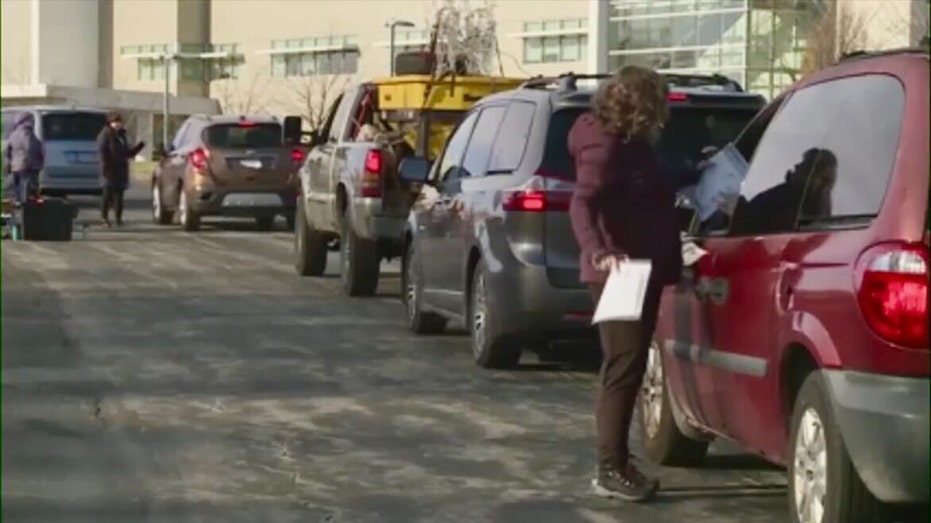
[569,65,684,502]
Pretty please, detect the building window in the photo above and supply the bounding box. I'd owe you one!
[210,44,244,80]
[122,44,172,81]
[521,18,588,63]
[269,35,360,77]
[122,43,244,82]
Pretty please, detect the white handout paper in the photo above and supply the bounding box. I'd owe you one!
[681,239,708,267]
[693,143,749,221]
[592,260,653,324]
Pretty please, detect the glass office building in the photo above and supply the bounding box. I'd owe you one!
[606,0,822,99]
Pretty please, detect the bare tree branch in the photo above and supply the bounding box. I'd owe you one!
[801,0,869,76]
[214,72,270,115]
[284,74,351,130]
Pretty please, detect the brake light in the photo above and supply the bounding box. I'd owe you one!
[237,121,256,127]
[856,243,929,349]
[360,149,382,198]
[502,170,572,213]
[190,148,209,171]
[290,148,305,167]
[667,92,688,102]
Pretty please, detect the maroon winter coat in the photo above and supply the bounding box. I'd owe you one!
[567,112,683,285]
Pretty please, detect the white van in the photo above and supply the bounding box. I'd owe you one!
[2,106,108,195]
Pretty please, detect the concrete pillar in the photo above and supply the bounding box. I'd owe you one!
[588,0,610,74]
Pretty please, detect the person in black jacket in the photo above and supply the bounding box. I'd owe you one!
[96,112,144,226]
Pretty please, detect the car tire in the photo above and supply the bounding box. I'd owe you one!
[339,216,379,297]
[469,263,520,369]
[639,341,710,466]
[402,240,447,334]
[179,188,200,232]
[285,213,296,231]
[294,199,327,277]
[788,372,890,523]
[152,182,173,225]
[255,215,275,231]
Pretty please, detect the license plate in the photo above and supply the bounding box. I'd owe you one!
[240,159,263,170]
[67,152,97,164]
[221,193,282,207]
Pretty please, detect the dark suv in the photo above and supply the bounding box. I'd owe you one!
[398,73,766,368]
[151,114,304,231]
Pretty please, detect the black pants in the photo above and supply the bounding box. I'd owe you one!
[589,278,664,467]
[101,185,125,222]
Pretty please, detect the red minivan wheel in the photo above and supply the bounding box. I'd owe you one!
[788,373,889,523]
[639,341,710,467]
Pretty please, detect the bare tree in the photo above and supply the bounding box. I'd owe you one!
[284,74,350,131]
[214,72,269,115]
[800,0,869,75]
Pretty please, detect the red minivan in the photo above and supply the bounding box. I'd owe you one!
[640,48,929,523]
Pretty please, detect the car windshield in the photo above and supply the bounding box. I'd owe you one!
[204,123,283,149]
[41,112,107,141]
[539,105,760,179]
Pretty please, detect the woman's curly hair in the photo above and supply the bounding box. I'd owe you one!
[592,65,669,143]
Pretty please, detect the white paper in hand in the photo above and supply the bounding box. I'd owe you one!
[693,143,748,221]
[592,260,653,324]
[681,240,708,267]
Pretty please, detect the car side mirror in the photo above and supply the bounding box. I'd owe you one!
[399,157,432,184]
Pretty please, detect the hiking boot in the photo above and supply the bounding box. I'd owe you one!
[592,461,659,502]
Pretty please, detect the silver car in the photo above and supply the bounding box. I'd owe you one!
[2,106,108,195]
[399,73,766,369]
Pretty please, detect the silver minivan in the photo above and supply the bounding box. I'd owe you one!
[1,106,108,195]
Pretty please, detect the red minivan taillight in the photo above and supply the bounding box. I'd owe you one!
[190,148,209,171]
[856,243,929,349]
[502,170,572,213]
[360,149,382,198]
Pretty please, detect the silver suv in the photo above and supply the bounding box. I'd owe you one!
[399,73,766,369]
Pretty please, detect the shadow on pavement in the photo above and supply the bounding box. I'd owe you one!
[697,453,782,472]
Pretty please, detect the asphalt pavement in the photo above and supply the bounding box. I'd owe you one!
[2,188,788,523]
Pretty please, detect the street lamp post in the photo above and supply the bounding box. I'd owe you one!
[386,19,415,76]
[161,53,177,149]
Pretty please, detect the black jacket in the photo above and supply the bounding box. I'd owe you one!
[96,127,143,189]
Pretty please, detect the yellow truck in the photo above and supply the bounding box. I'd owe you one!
[294,73,524,296]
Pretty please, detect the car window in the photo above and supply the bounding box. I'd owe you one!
[487,101,535,174]
[537,104,759,181]
[726,75,904,236]
[330,88,360,142]
[318,94,344,139]
[733,99,784,163]
[655,106,760,173]
[807,75,904,225]
[1,111,19,139]
[204,123,283,148]
[538,107,585,178]
[435,110,480,182]
[460,105,507,178]
[184,120,207,149]
[726,85,838,236]
[172,120,191,151]
[41,112,107,141]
